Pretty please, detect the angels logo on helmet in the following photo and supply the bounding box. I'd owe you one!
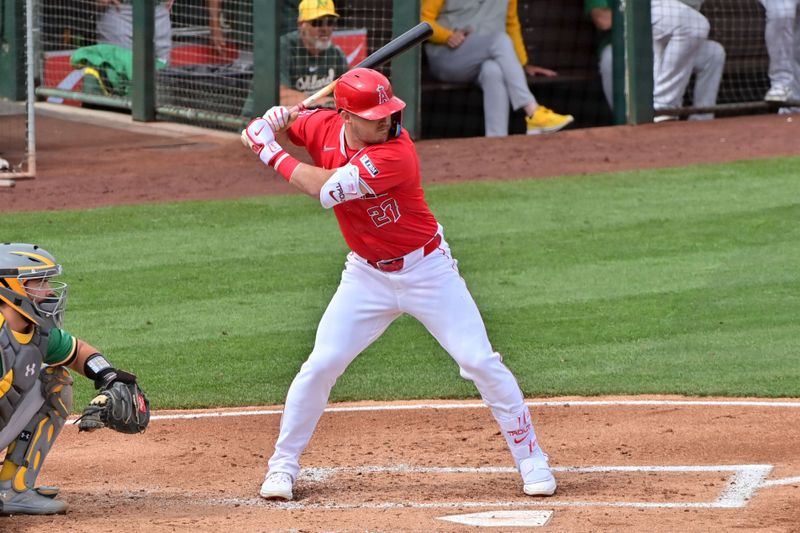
[376,85,389,105]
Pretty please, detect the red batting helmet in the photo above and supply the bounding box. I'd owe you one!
[334,68,406,120]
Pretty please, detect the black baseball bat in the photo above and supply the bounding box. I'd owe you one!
[291,22,433,112]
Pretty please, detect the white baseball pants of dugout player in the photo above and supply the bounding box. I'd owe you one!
[597,0,724,120]
[758,0,800,102]
[651,0,725,118]
[598,39,724,120]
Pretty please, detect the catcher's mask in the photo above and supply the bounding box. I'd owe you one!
[335,68,406,138]
[0,243,68,327]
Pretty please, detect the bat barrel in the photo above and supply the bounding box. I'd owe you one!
[354,22,433,70]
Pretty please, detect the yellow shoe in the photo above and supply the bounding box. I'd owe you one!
[526,106,574,135]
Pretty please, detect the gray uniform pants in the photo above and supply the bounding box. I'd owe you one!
[97,3,173,63]
[759,0,800,97]
[425,33,537,137]
[598,37,724,120]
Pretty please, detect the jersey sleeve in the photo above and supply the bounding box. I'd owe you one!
[45,327,78,366]
[351,141,416,195]
[421,0,451,45]
[506,0,528,65]
[287,107,331,148]
[585,0,611,13]
[287,109,319,147]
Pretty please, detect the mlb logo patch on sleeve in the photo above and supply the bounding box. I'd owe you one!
[359,154,380,177]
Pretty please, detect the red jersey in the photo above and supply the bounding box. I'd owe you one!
[287,109,438,262]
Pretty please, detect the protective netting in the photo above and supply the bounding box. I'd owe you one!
[424,0,790,137]
[28,1,797,136]
[703,0,770,104]
[0,100,29,180]
[34,1,393,125]
[0,0,36,181]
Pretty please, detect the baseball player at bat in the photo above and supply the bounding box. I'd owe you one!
[0,244,150,515]
[242,67,556,501]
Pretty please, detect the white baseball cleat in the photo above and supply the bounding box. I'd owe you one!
[259,472,294,501]
[520,452,557,496]
[653,114,678,123]
[765,85,791,102]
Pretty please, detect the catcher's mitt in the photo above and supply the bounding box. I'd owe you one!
[77,370,150,434]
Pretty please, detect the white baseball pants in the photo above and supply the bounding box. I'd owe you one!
[759,0,800,96]
[425,33,537,137]
[651,0,718,112]
[598,38,724,119]
[267,230,542,479]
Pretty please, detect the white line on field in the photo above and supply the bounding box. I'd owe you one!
[760,476,800,487]
[207,499,761,511]
[292,464,772,509]
[299,463,772,479]
[196,463,774,510]
[66,398,799,423]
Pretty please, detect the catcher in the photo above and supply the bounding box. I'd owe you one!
[0,243,149,515]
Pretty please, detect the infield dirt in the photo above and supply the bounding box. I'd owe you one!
[7,398,800,532]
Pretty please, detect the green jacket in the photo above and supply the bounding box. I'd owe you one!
[71,44,167,96]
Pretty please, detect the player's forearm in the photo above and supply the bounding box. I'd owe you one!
[590,8,612,31]
[286,164,336,197]
[208,0,221,29]
[67,339,104,377]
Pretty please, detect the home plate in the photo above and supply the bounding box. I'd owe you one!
[438,510,553,527]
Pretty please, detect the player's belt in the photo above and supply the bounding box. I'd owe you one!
[367,234,442,273]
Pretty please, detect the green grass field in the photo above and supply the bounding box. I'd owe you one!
[5,157,799,409]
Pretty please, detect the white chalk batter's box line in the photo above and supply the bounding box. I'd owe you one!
[286,464,772,510]
[198,463,800,511]
[132,399,800,423]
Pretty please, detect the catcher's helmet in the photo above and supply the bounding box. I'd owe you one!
[0,243,68,327]
[334,68,406,121]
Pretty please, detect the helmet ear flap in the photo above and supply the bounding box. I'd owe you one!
[390,111,403,138]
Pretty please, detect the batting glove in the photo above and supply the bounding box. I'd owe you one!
[263,106,290,132]
[241,118,284,166]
